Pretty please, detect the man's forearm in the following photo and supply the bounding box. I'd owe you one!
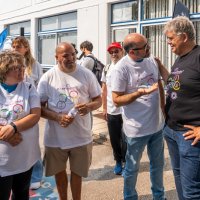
[102,83,107,111]
[86,96,102,111]
[158,80,165,116]
[41,106,59,122]
[112,91,142,107]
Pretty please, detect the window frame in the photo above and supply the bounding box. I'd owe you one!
[37,12,77,68]
[111,0,139,24]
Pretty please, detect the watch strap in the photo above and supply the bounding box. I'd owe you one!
[10,122,18,134]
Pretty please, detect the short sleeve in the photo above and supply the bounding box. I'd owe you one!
[152,57,161,80]
[36,61,43,82]
[87,71,101,98]
[29,85,41,109]
[37,74,49,103]
[111,68,127,92]
[101,68,106,83]
[81,57,95,71]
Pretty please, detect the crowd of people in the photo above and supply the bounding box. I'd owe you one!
[0,16,200,200]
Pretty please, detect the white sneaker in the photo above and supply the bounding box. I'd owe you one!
[30,182,41,190]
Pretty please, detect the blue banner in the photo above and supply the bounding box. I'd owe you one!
[0,28,8,50]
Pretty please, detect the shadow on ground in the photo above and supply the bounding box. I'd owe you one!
[84,156,172,182]
[139,189,178,200]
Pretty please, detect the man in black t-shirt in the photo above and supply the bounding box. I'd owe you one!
[159,16,200,200]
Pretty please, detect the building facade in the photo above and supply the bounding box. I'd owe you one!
[0,0,200,70]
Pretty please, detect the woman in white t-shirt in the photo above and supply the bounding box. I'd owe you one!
[12,36,43,87]
[12,36,43,190]
[0,51,41,200]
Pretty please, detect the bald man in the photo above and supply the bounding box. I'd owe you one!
[111,33,166,200]
[37,42,102,200]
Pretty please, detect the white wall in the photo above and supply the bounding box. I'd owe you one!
[78,6,99,57]
[0,0,32,15]
[0,0,117,64]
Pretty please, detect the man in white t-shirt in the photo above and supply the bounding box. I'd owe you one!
[37,42,102,200]
[101,42,126,175]
[111,33,166,200]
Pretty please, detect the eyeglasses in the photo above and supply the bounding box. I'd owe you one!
[109,50,120,55]
[132,42,149,51]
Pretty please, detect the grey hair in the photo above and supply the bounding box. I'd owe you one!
[164,16,196,41]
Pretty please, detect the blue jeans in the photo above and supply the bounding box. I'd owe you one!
[124,130,165,200]
[31,159,43,183]
[163,124,200,200]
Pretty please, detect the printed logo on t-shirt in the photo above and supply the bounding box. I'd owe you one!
[0,102,24,125]
[166,67,184,100]
[56,84,79,110]
[137,73,155,100]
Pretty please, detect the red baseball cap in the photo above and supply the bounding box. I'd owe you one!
[107,42,122,52]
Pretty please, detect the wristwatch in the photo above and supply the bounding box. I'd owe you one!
[10,122,18,134]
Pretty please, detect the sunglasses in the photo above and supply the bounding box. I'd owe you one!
[109,50,120,55]
[132,42,149,51]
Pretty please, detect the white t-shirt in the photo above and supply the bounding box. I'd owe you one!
[111,55,164,138]
[24,61,43,88]
[101,63,121,115]
[0,82,41,177]
[37,64,101,149]
[29,61,43,87]
[79,54,95,71]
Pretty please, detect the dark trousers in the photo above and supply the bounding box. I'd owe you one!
[0,167,33,200]
[107,114,126,163]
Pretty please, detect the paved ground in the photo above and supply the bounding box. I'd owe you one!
[33,109,178,200]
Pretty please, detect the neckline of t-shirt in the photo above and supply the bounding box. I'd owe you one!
[0,82,21,95]
[127,54,146,64]
[85,53,94,57]
[1,83,18,93]
[180,45,198,58]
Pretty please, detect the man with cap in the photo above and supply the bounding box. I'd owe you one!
[101,42,126,175]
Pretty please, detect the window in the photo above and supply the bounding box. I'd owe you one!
[38,34,56,65]
[40,16,57,31]
[112,1,138,23]
[113,28,137,44]
[193,21,200,44]
[59,12,77,29]
[143,24,176,70]
[143,0,170,20]
[8,21,30,37]
[38,12,77,66]
[39,12,77,31]
[58,32,77,44]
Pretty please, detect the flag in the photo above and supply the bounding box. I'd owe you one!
[0,28,8,50]
[173,0,190,18]
[3,38,12,50]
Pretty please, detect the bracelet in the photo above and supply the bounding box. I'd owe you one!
[10,122,18,134]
